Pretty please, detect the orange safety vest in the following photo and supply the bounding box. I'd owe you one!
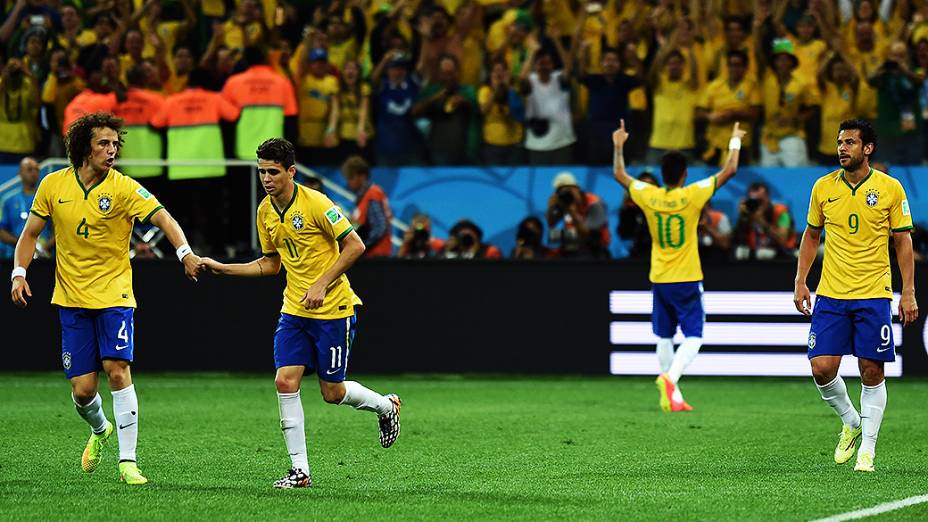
[221,65,298,159]
[352,183,393,257]
[62,90,117,135]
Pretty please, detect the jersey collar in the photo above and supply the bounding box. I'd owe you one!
[839,167,873,196]
[271,184,298,222]
[72,167,109,200]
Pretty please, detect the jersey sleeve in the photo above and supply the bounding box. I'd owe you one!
[889,181,914,232]
[687,175,717,208]
[627,180,655,210]
[312,195,354,241]
[125,178,164,223]
[806,181,825,229]
[256,206,277,256]
[30,175,53,220]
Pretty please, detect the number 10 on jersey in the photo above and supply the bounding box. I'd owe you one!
[655,213,685,249]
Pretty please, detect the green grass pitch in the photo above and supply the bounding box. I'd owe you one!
[2,374,927,521]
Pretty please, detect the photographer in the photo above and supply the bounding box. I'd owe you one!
[0,58,41,163]
[546,172,610,259]
[511,216,552,259]
[733,182,797,260]
[617,171,659,259]
[867,40,921,165]
[439,219,501,259]
[398,213,445,259]
[342,155,393,257]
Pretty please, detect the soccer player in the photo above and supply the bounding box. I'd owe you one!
[794,119,918,472]
[10,112,203,485]
[200,138,401,489]
[612,119,746,412]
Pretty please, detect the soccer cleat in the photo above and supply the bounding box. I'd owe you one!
[118,461,149,485]
[671,400,693,412]
[655,374,676,413]
[273,468,312,488]
[379,394,401,448]
[81,421,114,473]
[834,423,863,464]
[854,451,875,472]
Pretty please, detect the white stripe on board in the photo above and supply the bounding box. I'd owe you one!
[810,494,928,522]
[609,352,903,377]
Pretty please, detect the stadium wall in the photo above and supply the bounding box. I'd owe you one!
[3,260,927,377]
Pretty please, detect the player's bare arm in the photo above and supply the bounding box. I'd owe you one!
[611,119,634,189]
[9,213,46,308]
[794,226,822,315]
[714,122,746,189]
[200,255,282,277]
[894,231,919,326]
[148,208,203,282]
[300,229,365,309]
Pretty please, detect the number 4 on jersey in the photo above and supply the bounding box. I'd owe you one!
[76,218,90,239]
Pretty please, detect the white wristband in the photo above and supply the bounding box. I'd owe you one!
[176,244,193,262]
[11,266,26,282]
[729,137,742,151]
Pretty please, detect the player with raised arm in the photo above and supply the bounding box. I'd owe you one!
[794,119,917,473]
[200,138,401,489]
[612,119,746,412]
[10,112,202,485]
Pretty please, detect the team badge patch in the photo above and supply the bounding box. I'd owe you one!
[136,187,152,200]
[291,211,305,231]
[808,332,816,350]
[325,206,343,225]
[62,352,72,370]
[902,199,910,216]
[865,189,879,208]
[98,192,114,213]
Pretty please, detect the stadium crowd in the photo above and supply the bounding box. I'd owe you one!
[1,0,928,258]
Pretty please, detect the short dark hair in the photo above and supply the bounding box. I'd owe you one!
[341,155,370,178]
[661,151,688,186]
[256,138,295,168]
[748,181,770,193]
[187,67,212,89]
[602,47,621,59]
[65,112,124,168]
[666,50,684,62]
[838,118,877,154]
[242,46,267,67]
[726,49,749,65]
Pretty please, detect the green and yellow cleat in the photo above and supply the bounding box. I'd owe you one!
[118,461,149,485]
[834,423,862,464]
[655,374,675,413]
[81,421,114,473]
[854,451,875,473]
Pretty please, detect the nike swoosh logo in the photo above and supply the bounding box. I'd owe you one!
[876,346,893,353]
[118,422,137,429]
[115,345,128,351]
[58,198,72,203]
[326,368,341,375]
[827,198,840,203]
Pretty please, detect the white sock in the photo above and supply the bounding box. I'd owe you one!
[815,376,861,429]
[278,391,309,472]
[73,393,109,434]
[859,381,887,456]
[339,381,392,415]
[671,387,684,402]
[111,385,139,462]
[667,337,702,384]
[656,338,674,373]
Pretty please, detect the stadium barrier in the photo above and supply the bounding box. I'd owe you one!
[3,259,926,377]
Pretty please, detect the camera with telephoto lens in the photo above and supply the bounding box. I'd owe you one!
[745,197,761,212]
[412,223,430,243]
[557,188,575,208]
[457,230,477,249]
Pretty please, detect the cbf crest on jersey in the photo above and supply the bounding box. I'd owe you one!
[97,192,114,214]
[865,189,880,208]
[291,211,305,231]
[62,351,72,370]
[808,332,816,350]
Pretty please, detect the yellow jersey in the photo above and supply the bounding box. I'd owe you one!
[478,85,523,146]
[30,167,163,309]
[295,74,339,147]
[807,169,913,300]
[257,184,362,319]
[629,175,717,283]
[761,71,816,151]
[817,83,856,156]
[698,76,761,153]
[649,76,697,150]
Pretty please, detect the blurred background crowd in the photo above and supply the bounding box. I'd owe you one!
[1,0,927,260]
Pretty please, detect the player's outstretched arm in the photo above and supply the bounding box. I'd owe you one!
[893,231,919,326]
[148,208,202,282]
[714,122,747,190]
[300,230,366,309]
[10,214,46,308]
[612,119,634,190]
[199,255,282,277]
[793,226,822,316]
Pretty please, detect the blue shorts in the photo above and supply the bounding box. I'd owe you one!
[274,313,357,382]
[808,296,895,362]
[652,282,705,338]
[59,307,135,379]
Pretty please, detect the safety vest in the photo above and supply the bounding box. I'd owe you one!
[113,88,165,178]
[221,65,297,160]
